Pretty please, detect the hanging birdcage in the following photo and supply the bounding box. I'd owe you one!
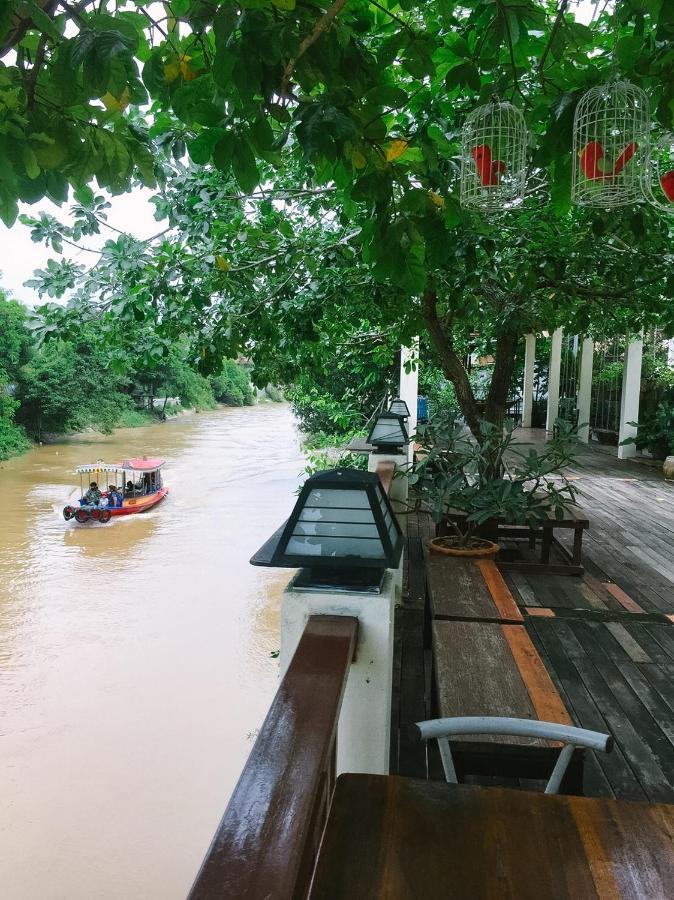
[460,100,528,211]
[571,80,650,209]
[641,132,674,213]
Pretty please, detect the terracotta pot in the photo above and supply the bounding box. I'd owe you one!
[428,536,500,558]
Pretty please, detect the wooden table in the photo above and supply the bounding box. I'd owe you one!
[310,774,674,899]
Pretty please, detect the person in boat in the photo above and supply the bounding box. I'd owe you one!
[125,480,136,496]
[84,482,101,506]
[107,485,122,508]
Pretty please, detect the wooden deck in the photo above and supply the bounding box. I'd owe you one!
[392,435,674,800]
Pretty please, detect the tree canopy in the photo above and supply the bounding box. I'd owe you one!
[3,0,673,433]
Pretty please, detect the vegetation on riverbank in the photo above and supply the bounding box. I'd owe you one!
[0,290,259,460]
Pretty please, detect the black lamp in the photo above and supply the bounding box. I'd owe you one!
[388,397,410,419]
[250,468,403,592]
[367,412,409,453]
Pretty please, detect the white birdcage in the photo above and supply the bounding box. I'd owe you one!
[460,100,528,211]
[641,132,674,213]
[571,80,651,209]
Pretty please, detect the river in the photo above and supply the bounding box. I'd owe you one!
[0,403,306,899]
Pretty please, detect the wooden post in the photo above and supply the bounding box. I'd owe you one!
[618,335,643,460]
[522,334,536,428]
[577,338,594,443]
[546,328,563,433]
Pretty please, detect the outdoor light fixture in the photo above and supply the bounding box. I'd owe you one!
[367,412,409,453]
[250,468,403,593]
[388,398,411,419]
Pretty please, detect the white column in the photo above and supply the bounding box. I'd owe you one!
[577,338,594,443]
[617,335,643,460]
[399,341,419,461]
[545,328,563,433]
[279,570,397,775]
[522,334,536,428]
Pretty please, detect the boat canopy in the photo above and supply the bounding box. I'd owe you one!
[75,457,165,475]
[122,457,165,472]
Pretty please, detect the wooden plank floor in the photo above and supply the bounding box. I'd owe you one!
[517,430,674,614]
[393,438,674,799]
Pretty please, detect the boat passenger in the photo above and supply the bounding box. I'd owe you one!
[125,480,135,496]
[84,482,101,505]
[107,485,122,508]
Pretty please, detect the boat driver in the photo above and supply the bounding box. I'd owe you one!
[84,482,101,506]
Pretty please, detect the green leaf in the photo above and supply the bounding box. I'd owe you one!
[271,0,295,8]
[22,145,40,179]
[25,0,62,41]
[213,132,235,172]
[231,138,259,193]
[445,62,480,93]
[187,129,223,165]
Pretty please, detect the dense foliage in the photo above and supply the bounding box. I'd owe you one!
[0,289,255,458]
[2,0,673,438]
[410,414,580,547]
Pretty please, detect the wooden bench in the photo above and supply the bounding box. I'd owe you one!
[424,548,523,624]
[431,618,583,789]
[424,554,581,787]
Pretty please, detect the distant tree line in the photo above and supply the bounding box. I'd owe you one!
[0,291,256,460]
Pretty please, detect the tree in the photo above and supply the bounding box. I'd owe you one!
[0,289,32,457]
[6,0,673,432]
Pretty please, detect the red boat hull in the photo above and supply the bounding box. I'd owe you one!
[109,487,169,515]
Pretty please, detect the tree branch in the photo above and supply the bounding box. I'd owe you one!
[26,34,48,110]
[538,0,569,91]
[280,0,348,99]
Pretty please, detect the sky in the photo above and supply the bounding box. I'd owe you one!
[0,0,602,307]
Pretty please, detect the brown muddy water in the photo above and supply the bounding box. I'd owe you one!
[0,403,305,899]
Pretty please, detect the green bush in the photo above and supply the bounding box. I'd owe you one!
[210,360,255,406]
[628,401,674,459]
[19,340,132,438]
[264,384,284,402]
[171,366,216,410]
[0,382,30,459]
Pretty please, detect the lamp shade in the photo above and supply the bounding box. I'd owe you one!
[367,412,409,451]
[250,468,403,570]
[388,398,410,418]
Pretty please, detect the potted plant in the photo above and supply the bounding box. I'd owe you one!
[621,401,674,463]
[408,415,580,557]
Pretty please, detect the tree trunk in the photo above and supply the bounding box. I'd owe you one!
[421,290,483,438]
[484,330,519,428]
[421,290,521,440]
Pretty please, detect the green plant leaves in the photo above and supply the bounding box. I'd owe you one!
[231,137,259,193]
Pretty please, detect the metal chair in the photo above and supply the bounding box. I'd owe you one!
[414,716,613,795]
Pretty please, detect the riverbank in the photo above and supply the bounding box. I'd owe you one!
[0,397,284,464]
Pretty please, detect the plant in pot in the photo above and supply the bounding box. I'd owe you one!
[621,401,674,461]
[408,415,581,558]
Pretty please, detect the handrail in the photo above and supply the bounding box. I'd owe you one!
[188,614,359,900]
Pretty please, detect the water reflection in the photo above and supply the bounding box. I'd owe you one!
[0,404,304,899]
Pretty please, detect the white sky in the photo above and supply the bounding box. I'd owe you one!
[0,0,602,307]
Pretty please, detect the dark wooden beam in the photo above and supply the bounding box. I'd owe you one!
[188,614,358,900]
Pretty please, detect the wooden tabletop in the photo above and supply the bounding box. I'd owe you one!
[309,774,674,899]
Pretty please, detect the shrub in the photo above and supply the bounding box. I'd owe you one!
[0,381,30,459]
[210,360,255,406]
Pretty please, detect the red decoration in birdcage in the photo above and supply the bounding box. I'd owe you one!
[641,132,674,212]
[460,100,528,211]
[572,80,651,209]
